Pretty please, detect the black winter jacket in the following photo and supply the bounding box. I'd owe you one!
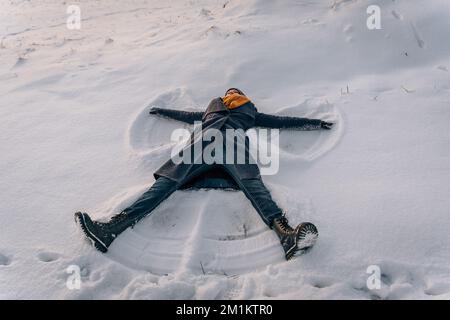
[150,98,322,186]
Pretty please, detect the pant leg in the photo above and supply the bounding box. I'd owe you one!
[239,178,283,227]
[122,176,178,221]
[121,164,214,221]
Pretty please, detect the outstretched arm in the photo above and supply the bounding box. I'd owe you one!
[149,107,203,124]
[255,112,333,130]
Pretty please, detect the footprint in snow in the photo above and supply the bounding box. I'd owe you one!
[13,57,27,68]
[424,282,450,297]
[310,276,336,289]
[0,253,12,266]
[37,251,61,263]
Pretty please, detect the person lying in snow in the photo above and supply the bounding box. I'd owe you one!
[75,88,334,260]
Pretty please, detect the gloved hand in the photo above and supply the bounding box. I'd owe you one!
[321,121,334,130]
[149,107,161,115]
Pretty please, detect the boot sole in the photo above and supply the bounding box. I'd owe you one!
[285,222,318,260]
[74,212,109,253]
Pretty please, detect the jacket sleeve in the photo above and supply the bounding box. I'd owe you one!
[149,107,203,124]
[255,112,322,130]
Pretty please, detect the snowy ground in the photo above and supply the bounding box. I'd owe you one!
[1,0,450,299]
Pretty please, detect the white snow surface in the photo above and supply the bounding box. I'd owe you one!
[1,0,450,299]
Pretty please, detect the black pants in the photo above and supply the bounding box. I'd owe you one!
[122,172,283,228]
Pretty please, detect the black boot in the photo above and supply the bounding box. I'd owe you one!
[272,216,318,260]
[74,211,138,253]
